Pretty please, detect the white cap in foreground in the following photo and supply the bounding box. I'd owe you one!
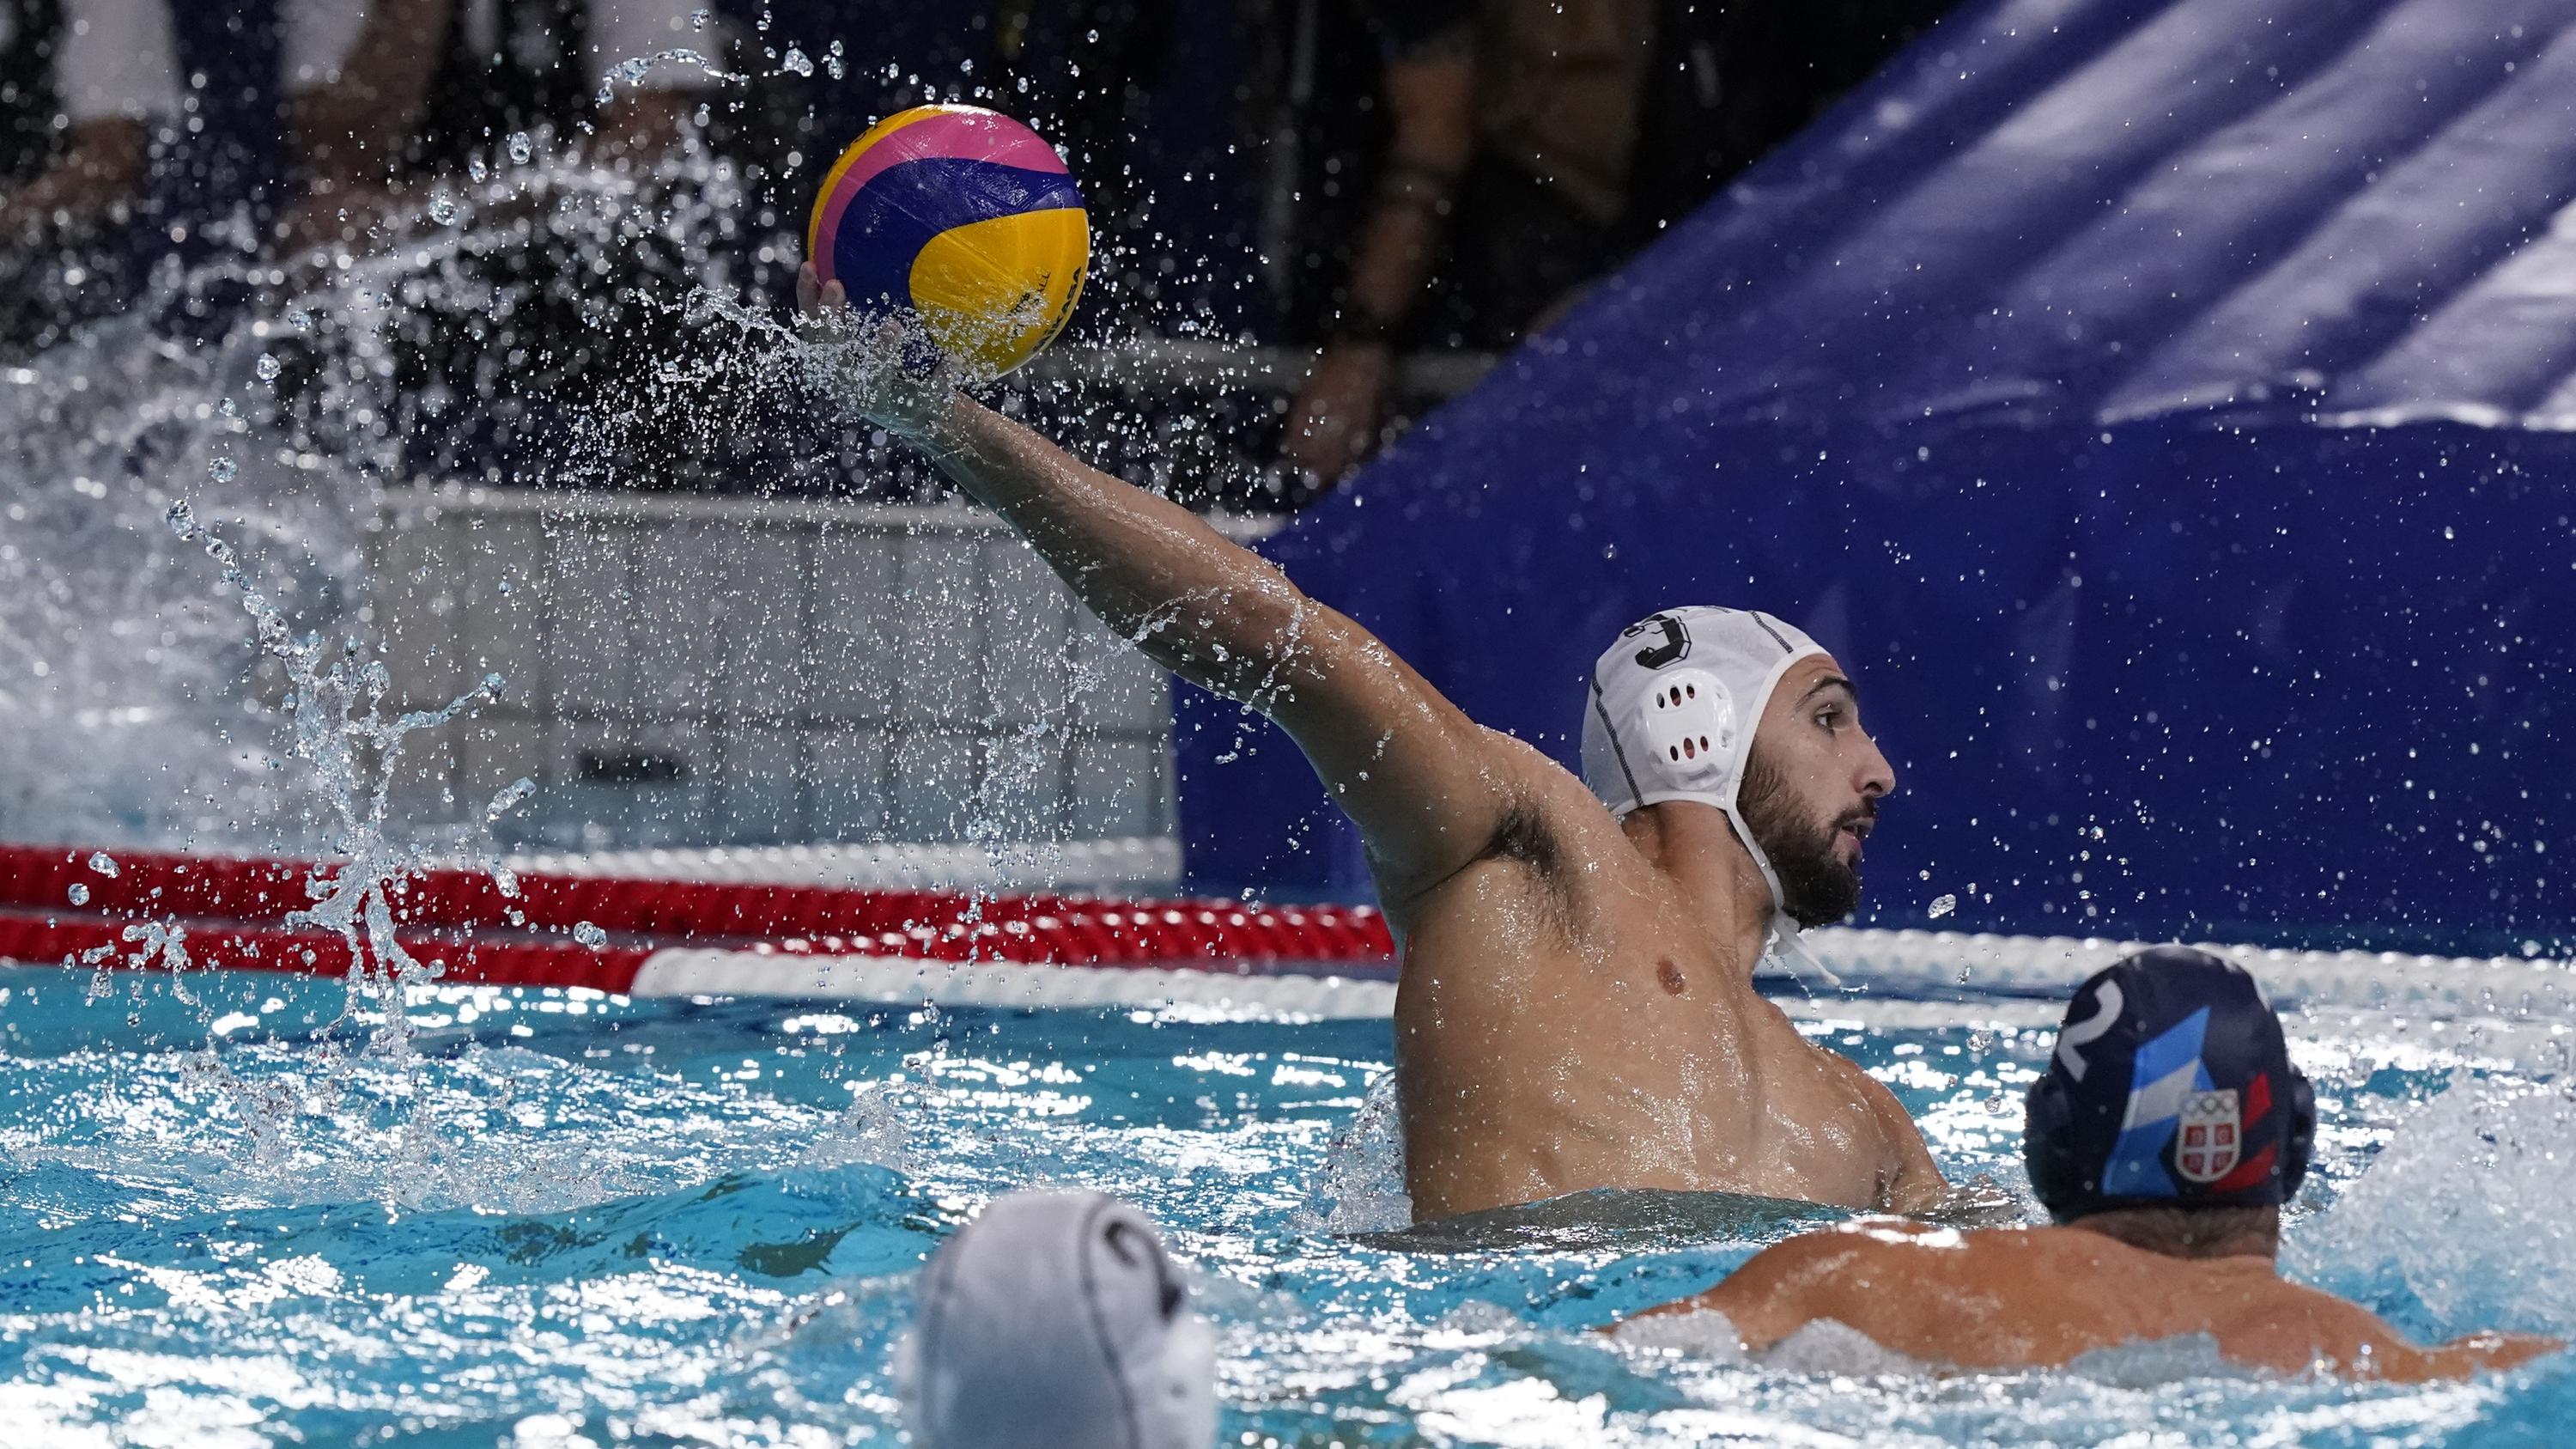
[899,1190,1216,1449]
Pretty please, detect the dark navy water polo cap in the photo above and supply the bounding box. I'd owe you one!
[2024,946,2316,1221]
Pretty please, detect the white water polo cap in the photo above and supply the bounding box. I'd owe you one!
[1581,606,1826,913]
[901,1190,1217,1449]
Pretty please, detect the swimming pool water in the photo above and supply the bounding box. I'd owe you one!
[0,963,2567,1447]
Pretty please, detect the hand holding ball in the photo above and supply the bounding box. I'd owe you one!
[805,104,1090,381]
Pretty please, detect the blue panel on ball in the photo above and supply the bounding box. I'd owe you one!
[828,158,1086,314]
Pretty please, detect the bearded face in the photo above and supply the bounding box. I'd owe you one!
[1737,751,1869,928]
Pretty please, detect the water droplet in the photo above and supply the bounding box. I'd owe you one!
[467,154,489,183]
[507,131,533,165]
[1928,893,1958,919]
[165,500,199,539]
[427,188,459,225]
[781,46,812,76]
[87,852,120,878]
[690,6,711,27]
[209,456,237,484]
[572,921,607,949]
[594,58,652,105]
[67,883,90,905]
[255,354,282,382]
[486,776,536,819]
[286,307,314,332]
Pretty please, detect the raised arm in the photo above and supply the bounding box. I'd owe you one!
[799,268,1516,909]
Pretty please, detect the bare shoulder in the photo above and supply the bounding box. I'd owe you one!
[1744,1218,1958,1281]
[1475,728,1629,834]
[1400,728,1647,903]
[1688,1220,1969,1345]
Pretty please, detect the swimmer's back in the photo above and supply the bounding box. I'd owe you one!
[1668,1220,2560,1381]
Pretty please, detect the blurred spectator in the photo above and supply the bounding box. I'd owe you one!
[0,0,173,350]
[1267,0,1674,484]
[0,0,1957,505]
[1621,0,1956,245]
[283,0,714,253]
[1270,0,1956,490]
[252,0,752,493]
[0,0,51,173]
[1262,0,1473,484]
[0,0,168,239]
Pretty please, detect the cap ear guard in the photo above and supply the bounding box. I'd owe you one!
[2280,1069,2316,1202]
[2021,1071,2089,1221]
[1636,668,1736,788]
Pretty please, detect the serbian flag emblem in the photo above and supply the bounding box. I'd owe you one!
[2175,1088,2242,1183]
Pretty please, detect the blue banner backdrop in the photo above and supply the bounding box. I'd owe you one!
[1175,0,2576,956]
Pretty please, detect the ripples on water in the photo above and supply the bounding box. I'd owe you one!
[0,965,2567,1447]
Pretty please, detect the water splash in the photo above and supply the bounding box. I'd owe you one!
[1295,1070,1412,1232]
[2292,1075,2576,1336]
[165,502,504,1049]
[593,50,744,108]
[7,80,1192,892]
[0,291,368,848]
[0,126,792,854]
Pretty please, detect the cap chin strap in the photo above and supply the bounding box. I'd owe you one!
[1716,795,1844,989]
[1771,921,1844,988]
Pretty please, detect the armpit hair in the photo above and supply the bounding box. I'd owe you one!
[1479,800,1564,880]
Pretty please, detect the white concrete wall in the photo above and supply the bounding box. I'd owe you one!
[372,484,1186,853]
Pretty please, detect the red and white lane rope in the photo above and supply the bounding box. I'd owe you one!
[0,843,2567,1048]
[495,836,1180,892]
[0,842,1394,1003]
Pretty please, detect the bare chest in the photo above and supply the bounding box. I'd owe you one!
[1397,890,1899,1203]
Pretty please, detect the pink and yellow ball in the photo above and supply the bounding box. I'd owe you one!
[806,104,1091,379]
